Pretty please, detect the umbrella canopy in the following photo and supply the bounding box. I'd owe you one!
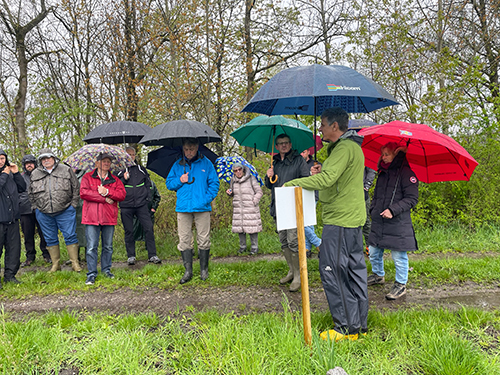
[348,119,378,130]
[242,64,399,116]
[84,121,151,144]
[215,156,264,186]
[146,144,218,179]
[305,135,324,155]
[139,119,222,147]
[358,121,478,183]
[230,115,314,154]
[64,144,135,174]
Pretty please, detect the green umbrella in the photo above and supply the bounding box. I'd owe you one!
[230,115,314,154]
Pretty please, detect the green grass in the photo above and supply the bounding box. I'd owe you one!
[0,304,499,374]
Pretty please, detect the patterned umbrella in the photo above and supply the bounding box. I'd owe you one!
[215,156,263,186]
[64,144,135,174]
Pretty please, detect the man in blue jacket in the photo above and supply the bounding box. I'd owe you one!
[166,138,219,284]
[0,149,26,286]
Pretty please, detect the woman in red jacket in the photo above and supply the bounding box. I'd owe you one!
[80,153,126,285]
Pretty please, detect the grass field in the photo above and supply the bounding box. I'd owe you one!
[1,224,500,374]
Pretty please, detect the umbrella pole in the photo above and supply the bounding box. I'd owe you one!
[270,129,278,184]
[294,187,312,346]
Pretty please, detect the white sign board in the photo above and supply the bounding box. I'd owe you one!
[275,187,317,231]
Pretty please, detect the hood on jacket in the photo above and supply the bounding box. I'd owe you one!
[22,154,37,174]
[38,148,59,162]
[0,149,9,173]
[340,129,364,146]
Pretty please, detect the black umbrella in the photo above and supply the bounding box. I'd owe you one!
[146,144,219,179]
[139,119,222,147]
[84,121,151,144]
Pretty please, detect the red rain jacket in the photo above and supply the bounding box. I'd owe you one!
[80,169,126,225]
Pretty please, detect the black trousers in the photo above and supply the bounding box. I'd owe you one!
[121,205,157,258]
[319,225,368,335]
[0,220,21,280]
[20,213,49,261]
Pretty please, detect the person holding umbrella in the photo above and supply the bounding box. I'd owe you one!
[116,147,161,265]
[284,107,367,342]
[366,142,419,300]
[166,138,220,284]
[266,133,310,292]
[80,153,126,285]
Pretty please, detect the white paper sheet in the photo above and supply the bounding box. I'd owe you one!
[275,187,317,231]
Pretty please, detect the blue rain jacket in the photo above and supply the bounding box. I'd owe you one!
[166,154,219,213]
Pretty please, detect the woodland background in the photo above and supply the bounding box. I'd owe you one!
[0,0,499,229]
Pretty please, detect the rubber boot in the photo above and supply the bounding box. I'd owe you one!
[199,249,210,281]
[47,245,61,272]
[67,243,82,272]
[180,249,193,284]
[238,233,247,253]
[249,233,259,255]
[289,251,301,292]
[279,247,293,284]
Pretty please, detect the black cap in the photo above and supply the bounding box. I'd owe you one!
[96,153,115,161]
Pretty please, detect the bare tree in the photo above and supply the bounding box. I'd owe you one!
[0,0,52,154]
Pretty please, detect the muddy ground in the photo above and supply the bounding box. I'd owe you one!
[3,253,500,317]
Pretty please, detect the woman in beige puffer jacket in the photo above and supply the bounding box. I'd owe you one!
[227,163,263,254]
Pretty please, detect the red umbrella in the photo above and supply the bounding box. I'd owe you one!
[358,121,478,183]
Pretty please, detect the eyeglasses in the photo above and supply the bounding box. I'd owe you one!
[276,141,290,146]
[233,168,243,172]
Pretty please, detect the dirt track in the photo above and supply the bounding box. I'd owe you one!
[3,253,500,317]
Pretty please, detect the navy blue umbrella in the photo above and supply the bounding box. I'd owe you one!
[146,144,218,178]
[241,65,399,116]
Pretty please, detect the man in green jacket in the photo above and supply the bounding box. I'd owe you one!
[285,107,368,342]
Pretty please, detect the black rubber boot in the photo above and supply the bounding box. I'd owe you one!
[199,249,210,281]
[180,249,193,284]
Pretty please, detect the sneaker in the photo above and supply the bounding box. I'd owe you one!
[320,329,358,342]
[127,257,136,265]
[21,260,33,267]
[367,273,385,286]
[306,250,312,258]
[250,248,258,255]
[4,277,22,284]
[44,257,52,264]
[385,282,407,300]
[104,271,115,279]
[148,255,161,264]
[238,248,246,254]
[85,275,96,285]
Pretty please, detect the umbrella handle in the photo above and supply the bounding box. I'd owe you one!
[186,176,196,185]
[270,174,278,184]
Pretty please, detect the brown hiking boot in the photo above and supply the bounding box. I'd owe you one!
[367,273,385,286]
[385,282,407,300]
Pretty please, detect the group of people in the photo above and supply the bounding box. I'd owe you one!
[0,146,164,287]
[0,107,419,342]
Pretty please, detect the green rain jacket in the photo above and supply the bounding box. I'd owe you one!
[285,138,366,228]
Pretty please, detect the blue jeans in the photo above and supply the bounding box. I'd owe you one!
[368,245,409,284]
[35,206,78,247]
[86,225,115,277]
[304,225,321,250]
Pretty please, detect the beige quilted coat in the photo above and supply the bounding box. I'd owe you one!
[230,166,263,234]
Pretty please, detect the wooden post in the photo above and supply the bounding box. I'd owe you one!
[294,187,312,346]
